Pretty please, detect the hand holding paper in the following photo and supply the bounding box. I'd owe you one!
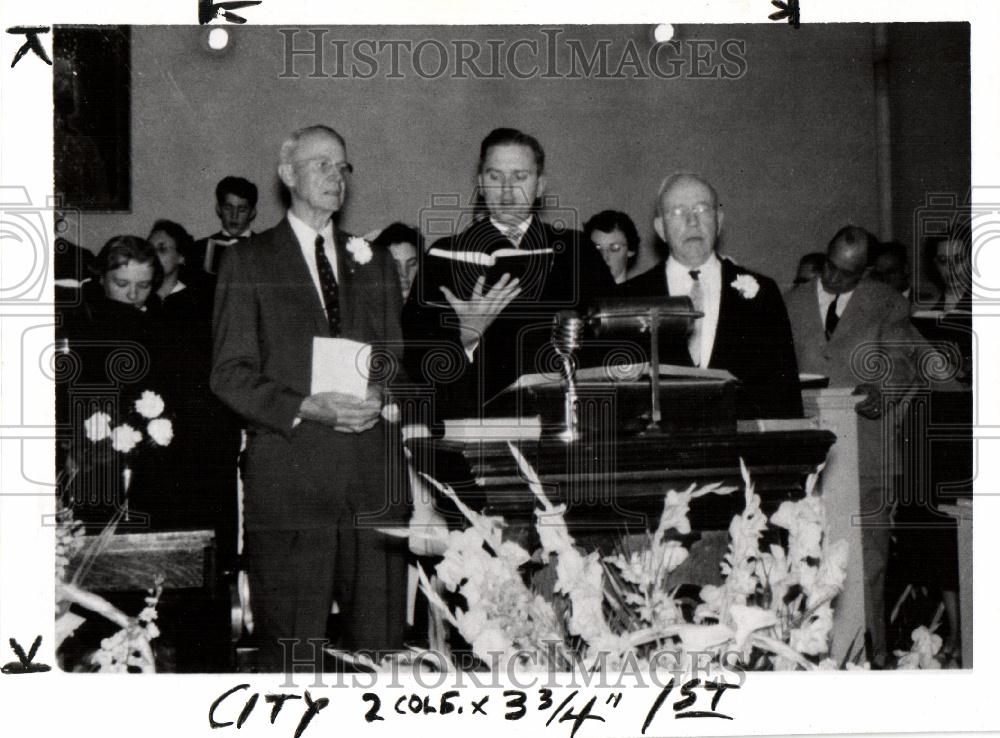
[300,337,381,432]
[299,391,381,433]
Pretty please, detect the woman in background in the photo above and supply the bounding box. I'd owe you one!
[925,232,972,313]
[148,218,240,565]
[584,210,640,287]
[61,236,169,527]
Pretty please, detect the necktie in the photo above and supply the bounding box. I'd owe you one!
[314,234,341,336]
[688,269,703,366]
[825,294,840,340]
[496,221,521,249]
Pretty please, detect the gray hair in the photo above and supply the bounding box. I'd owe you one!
[278,124,346,166]
[656,171,720,213]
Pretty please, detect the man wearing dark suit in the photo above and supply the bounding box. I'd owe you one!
[211,125,407,670]
[402,128,614,419]
[624,172,802,419]
[783,225,923,665]
[192,176,259,278]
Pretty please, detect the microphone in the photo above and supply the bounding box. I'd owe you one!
[550,311,583,442]
[551,310,584,361]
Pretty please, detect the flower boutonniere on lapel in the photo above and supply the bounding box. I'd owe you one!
[731,273,760,300]
[345,236,373,270]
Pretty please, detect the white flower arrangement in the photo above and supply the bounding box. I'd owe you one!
[55,507,165,673]
[80,390,172,456]
[110,424,143,453]
[146,417,174,446]
[402,449,855,673]
[134,390,165,419]
[731,273,760,299]
[83,412,112,442]
[895,625,943,669]
[346,236,373,265]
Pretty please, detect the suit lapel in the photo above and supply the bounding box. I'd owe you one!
[709,258,740,366]
[828,281,868,347]
[333,227,355,331]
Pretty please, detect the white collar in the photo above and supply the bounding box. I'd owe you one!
[221,228,253,239]
[287,209,334,247]
[666,253,721,281]
[490,215,533,244]
[816,278,854,303]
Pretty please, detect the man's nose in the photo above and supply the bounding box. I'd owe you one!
[684,209,700,225]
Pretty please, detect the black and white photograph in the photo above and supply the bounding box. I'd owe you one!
[1,1,998,735]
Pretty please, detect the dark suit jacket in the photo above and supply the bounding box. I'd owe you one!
[623,257,803,419]
[401,216,615,419]
[211,218,404,531]
[783,277,919,389]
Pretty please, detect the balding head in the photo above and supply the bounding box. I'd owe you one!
[822,225,874,294]
[653,172,723,269]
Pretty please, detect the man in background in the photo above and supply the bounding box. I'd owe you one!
[791,252,826,290]
[783,225,925,665]
[192,175,258,277]
[870,240,913,301]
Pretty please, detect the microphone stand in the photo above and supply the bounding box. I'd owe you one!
[552,311,582,443]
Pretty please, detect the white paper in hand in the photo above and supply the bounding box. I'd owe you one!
[311,337,371,399]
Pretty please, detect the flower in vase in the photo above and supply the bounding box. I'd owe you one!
[134,390,165,419]
[110,424,143,453]
[146,417,174,447]
[84,412,113,442]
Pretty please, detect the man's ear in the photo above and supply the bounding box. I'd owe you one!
[277,163,295,190]
[653,215,666,242]
[248,208,257,225]
[716,209,724,236]
[536,174,547,199]
[215,203,223,220]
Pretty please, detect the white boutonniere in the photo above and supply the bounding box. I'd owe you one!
[346,236,373,265]
[731,274,760,299]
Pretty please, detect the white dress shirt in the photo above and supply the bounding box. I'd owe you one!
[666,254,721,368]
[489,215,532,247]
[816,278,854,326]
[287,209,339,318]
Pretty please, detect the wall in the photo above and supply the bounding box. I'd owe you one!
[886,22,971,296]
[77,23,889,286]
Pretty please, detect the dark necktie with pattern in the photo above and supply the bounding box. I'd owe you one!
[314,234,341,336]
[688,269,703,365]
[824,294,840,341]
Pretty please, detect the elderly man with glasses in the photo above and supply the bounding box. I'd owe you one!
[624,172,802,420]
[211,124,408,671]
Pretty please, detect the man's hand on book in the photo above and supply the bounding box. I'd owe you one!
[439,273,522,354]
[298,389,382,433]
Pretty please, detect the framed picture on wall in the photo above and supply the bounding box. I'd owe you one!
[53,25,131,212]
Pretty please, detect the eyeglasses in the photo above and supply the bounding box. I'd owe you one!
[154,244,179,254]
[664,202,715,220]
[595,241,628,253]
[295,157,354,177]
